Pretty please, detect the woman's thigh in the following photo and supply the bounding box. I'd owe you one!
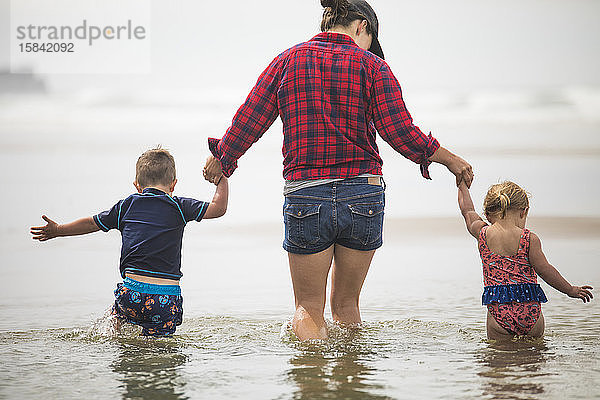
[331,244,375,303]
[288,246,334,308]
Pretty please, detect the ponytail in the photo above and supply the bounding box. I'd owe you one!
[320,0,371,34]
[483,181,529,221]
[499,193,511,218]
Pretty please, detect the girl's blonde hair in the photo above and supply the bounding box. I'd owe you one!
[483,181,529,220]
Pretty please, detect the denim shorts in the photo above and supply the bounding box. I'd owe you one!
[283,177,385,254]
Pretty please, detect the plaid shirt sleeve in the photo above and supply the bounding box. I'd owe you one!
[370,62,440,179]
[208,54,284,177]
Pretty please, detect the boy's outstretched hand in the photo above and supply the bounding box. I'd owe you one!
[568,285,594,303]
[30,215,99,241]
[31,215,59,241]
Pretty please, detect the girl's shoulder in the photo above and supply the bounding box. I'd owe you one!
[527,230,542,248]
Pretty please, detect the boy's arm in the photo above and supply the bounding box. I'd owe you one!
[458,181,487,239]
[202,177,229,219]
[529,232,593,302]
[31,215,100,241]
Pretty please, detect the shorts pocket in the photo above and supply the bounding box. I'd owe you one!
[284,203,321,248]
[348,202,384,245]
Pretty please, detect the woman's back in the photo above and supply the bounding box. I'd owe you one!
[277,32,382,179]
[209,30,440,182]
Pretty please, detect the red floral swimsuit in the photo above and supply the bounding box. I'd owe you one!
[479,227,547,336]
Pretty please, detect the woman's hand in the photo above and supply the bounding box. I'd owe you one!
[447,154,474,188]
[429,146,474,187]
[203,155,223,185]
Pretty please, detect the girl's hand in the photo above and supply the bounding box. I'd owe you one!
[567,285,594,303]
[428,147,474,188]
[447,155,474,188]
[30,215,59,241]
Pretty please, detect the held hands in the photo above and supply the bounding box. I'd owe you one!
[428,147,474,188]
[567,285,594,303]
[448,155,474,188]
[30,215,59,241]
[203,155,223,185]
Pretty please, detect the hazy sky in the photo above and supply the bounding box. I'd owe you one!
[1,0,600,94]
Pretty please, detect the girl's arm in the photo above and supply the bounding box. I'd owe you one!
[458,181,487,239]
[203,177,229,219]
[529,232,593,302]
[31,215,100,241]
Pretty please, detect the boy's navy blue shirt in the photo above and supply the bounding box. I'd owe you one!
[93,188,209,280]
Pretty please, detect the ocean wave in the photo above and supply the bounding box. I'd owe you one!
[1,86,599,128]
[407,86,600,124]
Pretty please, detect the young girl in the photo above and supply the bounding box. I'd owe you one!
[458,180,593,339]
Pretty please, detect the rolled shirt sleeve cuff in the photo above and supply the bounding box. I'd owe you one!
[419,133,441,180]
[208,138,237,177]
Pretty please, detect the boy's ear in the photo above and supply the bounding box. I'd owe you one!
[169,179,177,193]
[133,181,143,193]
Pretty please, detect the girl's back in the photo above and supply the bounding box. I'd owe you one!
[479,225,538,287]
[482,225,523,257]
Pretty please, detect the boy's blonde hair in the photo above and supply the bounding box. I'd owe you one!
[135,147,176,188]
[483,181,529,220]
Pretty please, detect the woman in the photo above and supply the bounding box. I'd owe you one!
[204,0,474,340]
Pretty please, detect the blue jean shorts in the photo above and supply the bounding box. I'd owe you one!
[283,177,385,254]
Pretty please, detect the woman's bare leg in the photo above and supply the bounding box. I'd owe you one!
[330,244,376,324]
[289,246,334,340]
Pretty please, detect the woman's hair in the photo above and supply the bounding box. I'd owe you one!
[320,0,372,34]
[483,181,529,220]
[135,146,176,188]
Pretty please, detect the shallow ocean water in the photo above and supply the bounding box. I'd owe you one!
[1,309,599,399]
[1,218,599,399]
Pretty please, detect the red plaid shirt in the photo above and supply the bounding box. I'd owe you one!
[209,32,440,180]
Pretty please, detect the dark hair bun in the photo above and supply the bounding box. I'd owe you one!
[320,0,348,10]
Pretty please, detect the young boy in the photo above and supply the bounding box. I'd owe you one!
[30,147,228,336]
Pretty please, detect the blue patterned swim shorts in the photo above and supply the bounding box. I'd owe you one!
[113,278,183,336]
